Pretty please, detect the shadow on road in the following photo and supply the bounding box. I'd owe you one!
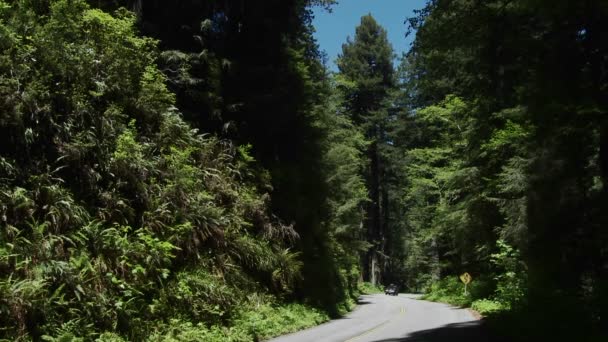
[370,320,504,342]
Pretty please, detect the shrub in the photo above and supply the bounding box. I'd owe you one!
[358,282,383,294]
[423,276,472,307]
[233,302,329,340]
[471,299,506,315]
[146,320,250,342]
[490,240,527,309]
[423,275,493,308]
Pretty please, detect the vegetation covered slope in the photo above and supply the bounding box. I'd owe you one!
[0,1,334,340]
[97,0,366,313]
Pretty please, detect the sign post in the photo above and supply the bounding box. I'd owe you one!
[459,272,472,295]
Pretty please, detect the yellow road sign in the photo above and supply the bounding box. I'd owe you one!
[459,272,472,285]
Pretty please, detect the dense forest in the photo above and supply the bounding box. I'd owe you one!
[0,0,606,341]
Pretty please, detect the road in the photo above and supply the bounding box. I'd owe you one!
[268,294,492,342]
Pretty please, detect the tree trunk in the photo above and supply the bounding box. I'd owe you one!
[600,121,608,185]
[364,141,381,284]
[380,179,389,283]
[129,0,143,16]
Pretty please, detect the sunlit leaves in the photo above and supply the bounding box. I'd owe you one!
[0,1,304,340]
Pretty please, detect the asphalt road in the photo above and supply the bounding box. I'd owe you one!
[268,294,491,342]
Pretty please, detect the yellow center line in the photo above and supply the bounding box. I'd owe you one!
[343,306,406,342]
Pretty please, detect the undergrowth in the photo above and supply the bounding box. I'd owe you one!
[147,300,329,342]
[421,242,606,341]
[422,276,493,308]
[358,282,383,295]
[38,296,330,342]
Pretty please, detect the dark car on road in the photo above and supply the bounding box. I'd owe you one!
[384,284,398,296]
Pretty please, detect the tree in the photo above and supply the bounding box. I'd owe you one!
[403,0,608,339]
[336,14,396,285]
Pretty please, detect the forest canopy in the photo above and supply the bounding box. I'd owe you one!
[0,0,606,341]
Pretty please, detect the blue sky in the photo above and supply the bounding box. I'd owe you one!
[312,0,428,71]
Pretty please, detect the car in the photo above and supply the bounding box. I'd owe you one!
[384,284,398,296]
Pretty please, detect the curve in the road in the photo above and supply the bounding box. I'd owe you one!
[268,294,489,342]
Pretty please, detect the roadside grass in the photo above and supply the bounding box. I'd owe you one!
[358,282,384,294]
[84,284,369,341]
[233,302,330,341]
[470,299,504,315]
[423,277,607,342]
[145,301,330,342]
[422,276,496,309]
[49,292,341,342]
[144,282,372,342]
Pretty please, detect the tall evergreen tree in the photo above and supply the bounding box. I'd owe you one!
[336,15,395,284]
[402,0,608,339]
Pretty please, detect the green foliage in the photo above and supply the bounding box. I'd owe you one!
[146,319,249,342]
[423,275,493,308]
[357,282,383,295]
[231,301,329,341]
[317,94,369,299]
[0,1,310,340]
[400,95,487,291]
[470,299,505,316]
[404,0,608,339]
[423,277,473,307]
[5,0,605,340]
[423,242,525,317]
[147,300,329,342]
[335,14,400,286]
[490,240,527,309]
[93,0,365,320]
